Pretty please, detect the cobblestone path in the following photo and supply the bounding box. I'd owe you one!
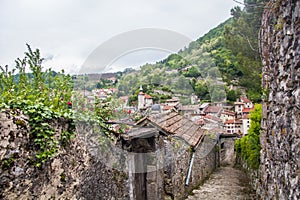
[186,166,256,200]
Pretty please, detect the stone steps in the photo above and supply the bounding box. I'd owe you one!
[186,166,256,200]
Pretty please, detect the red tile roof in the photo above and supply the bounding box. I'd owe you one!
[162,105,174,110]
[224,119,242,124]
[240,96,252,103]
[136,111,205,147]
[222,110,235,116]
[242,108,254,113]
[204,106,222,113]
[145,94,152,99]
[204,114,222,122]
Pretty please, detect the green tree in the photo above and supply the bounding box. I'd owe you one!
[183,66,201,78]
[194,80,210,100]
[223,0,269,102]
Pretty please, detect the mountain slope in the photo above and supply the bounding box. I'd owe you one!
[117,15,262,104]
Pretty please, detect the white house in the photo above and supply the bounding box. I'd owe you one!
[220,110,236,123]
[138,86,153,110]
[234,96,254,114]
[241,115,251,136]
[224,119,242,134]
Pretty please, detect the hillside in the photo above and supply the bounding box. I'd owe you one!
[117,17,262,105]
[117,0,266,104]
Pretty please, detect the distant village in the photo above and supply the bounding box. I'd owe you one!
[77,73,254,136]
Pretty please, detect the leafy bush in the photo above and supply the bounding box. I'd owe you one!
[235,104,262,169]
[0,44,73,167]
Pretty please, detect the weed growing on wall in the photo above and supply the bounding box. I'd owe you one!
[0,44,74,167]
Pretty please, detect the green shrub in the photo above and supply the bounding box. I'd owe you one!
[235,104,262,169]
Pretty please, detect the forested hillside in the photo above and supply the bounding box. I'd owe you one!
[118,0,268,104]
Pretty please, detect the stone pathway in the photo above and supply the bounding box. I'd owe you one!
[186,166,256,200]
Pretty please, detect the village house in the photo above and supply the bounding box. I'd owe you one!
[224,119,242,134]
[165,97,180,108]
[199,103,210,114]
[162,105,176,113]
[178,105,200,118]
[138,86,153,110]
[241,114,251,136]
[234,102,244,115]
[202,114,223,130]
[234,95,253,114]
[220,110,236,123]
[203,106,223,117]
[190,93,200,104]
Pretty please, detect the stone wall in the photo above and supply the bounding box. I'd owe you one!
[163,135,218,200]
[260,0,300,199]
[0,110,129,200]
[0,109,221,199]
[220,137,236,166]
[189,136,218,189]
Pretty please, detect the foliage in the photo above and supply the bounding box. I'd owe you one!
[183,66,201,78]
[0,45,74,167]
[223,0,269,101]
[0,45,121,167]
[117,4,265,103]
[235,104,262,169]
[226,88,242,102]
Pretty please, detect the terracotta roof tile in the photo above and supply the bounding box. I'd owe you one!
[204,114,222,122]
[204,106,223,113]
[242,108,254,113]
[222,110,235,116]
[224,119,242,124]
[240,96,252,103]
[140,111,205,147]
[163,105,174,110]
[145,94,152,99]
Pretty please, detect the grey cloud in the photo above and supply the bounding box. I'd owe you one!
[0,0,238,74]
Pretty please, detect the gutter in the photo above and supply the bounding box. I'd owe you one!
[185,133,222,186]
[185,151,195,186]
[185,134,205,187]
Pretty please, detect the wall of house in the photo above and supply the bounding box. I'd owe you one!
[164,135,219,200]
[0,110,129,200]
[189,136,218,188]
[220,137,236,166]
[260,0,300,199]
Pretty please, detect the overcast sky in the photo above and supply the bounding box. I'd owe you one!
[0,0,238,74]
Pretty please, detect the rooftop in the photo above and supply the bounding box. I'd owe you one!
[204,106,223,114]
[242,108,254,113]
[240,96,252,103]
[224,119,242,124]
[222,110,235,116]
[144,94,153,99]
[136,110,205,147]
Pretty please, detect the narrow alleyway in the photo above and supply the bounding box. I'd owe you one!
[186,166,256,200]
